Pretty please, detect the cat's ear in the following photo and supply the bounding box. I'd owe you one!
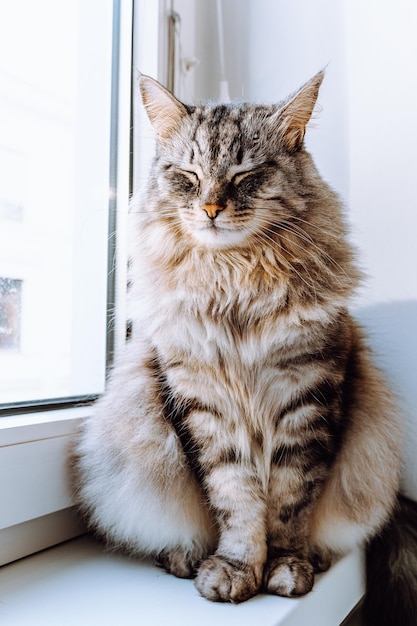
[275,71,324,153]
[139,74,188,142]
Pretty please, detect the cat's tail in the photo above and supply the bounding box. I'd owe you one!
[363,493,417,626]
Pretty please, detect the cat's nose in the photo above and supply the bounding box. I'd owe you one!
[201,204,224,220]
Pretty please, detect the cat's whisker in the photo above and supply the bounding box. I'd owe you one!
[268,228,347,292]
[252,206,351,276]
[249,228,319,303]
[255,213,338,267]
[250,216,320,293]
[253,204,344,241]
[278,220,353,282]
[253,215,352,291]
[290,213,344,241]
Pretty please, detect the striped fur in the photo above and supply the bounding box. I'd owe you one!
[72,73,403,603]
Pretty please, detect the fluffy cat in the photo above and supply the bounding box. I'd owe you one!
[72,72,417,622]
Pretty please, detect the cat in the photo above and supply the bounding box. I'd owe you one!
[72,71,417,623]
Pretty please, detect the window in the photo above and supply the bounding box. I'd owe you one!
[0,0,118,408]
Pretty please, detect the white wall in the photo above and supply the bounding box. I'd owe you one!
[344,1,417,499]
[173,0,417,498]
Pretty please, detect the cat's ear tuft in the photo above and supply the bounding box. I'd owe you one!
[276,70,325,153]
[139,74,188,142]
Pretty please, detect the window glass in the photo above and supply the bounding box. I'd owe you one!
[0,0,114,406]
[0,278,22,350]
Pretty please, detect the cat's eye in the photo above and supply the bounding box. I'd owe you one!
[178,169,200,184]
[166,167,200,193]
[170,167,199,185]
[231,170,255,186]
[231,169,263,187]
[231,162,275,188]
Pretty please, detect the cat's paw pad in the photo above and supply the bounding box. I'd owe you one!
[263,556,314,597]
[157,547,200,579]
[195,555,261,603]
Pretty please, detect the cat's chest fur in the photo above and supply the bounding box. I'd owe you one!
[139,260,334,434]
[149,291,334,490]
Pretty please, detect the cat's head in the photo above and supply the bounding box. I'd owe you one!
[139,72,324,251]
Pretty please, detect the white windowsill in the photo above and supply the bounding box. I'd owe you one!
[0,405,90,445]
[0,535,364,626]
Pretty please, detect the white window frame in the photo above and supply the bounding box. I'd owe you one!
[0,0,136,566]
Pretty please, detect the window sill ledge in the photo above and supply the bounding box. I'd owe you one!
[0,536,364,626]
[0,406,91,446]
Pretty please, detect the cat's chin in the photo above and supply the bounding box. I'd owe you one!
[191,226,250,249]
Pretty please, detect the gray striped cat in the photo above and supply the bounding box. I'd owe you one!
[72,72,417,621]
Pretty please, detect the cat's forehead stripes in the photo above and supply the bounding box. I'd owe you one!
[187,104,260,169]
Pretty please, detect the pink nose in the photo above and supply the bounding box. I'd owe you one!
[201,204,224,219]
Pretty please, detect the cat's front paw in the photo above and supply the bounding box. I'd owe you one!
[263,555,314,597]
[157,547,201,579]
[195,555,261,603]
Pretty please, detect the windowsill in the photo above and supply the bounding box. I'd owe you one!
[0,535,364,626]
[0,405,91,445]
